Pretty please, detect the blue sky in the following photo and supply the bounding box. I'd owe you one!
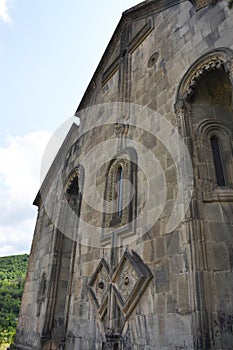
[0,0,140,256]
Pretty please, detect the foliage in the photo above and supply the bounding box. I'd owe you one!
[0,254,29,345]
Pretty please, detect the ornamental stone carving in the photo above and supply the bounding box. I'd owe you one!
[115,123,129,136]
[88,250,153,330]
[186,57,224,99]
[189,0,212,10]
[113,259,137,303]
[88,258,110,311]
[104,156,130,231]
[64,167,80,193]
[112,250,153,317]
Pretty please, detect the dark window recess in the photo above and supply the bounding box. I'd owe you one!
[211,136,226,186]
[67,176,79,195]
[116,166,123,217]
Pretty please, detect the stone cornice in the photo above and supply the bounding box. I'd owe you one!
[123,0,186,21]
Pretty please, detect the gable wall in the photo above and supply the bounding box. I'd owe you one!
[14,1,233,349]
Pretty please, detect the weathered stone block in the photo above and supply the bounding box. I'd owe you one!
[154,260,170,293]
[206,243,230,271]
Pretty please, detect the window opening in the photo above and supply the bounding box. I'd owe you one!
[116,166,123,217]
[211,135,226,186]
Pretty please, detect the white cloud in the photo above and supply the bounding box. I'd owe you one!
[0,131,52,256]
[0,0,11,23]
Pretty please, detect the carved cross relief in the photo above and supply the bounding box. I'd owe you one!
[102,19,154,103]
[102,19,154,155]
[88,20,155,349]
[88,249,153,347]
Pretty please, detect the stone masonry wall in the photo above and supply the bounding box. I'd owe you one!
[14,1,233,349]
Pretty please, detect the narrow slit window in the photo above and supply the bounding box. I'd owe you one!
[211,136,226,186]
[116,166,123,217]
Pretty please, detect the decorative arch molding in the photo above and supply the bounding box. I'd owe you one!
[175,48,233,104]
[64,165,84,194]
[63,165,85,217]
[197,119,232,138]
[41,165,85,345]
[102,147,138,247]
[196,119,233,201]
[174,49,233,202]
[104,147,138,176]
[64,167,80,193]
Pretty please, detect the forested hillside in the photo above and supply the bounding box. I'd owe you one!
[0,254,29,346]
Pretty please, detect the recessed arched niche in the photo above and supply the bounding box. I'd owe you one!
[190,68,233,128]
[175,49,233,200]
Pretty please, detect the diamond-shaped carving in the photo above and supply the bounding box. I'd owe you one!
[112,250,153,318]
[88,250,153,331]
[113,258,137,303]
[88,258,110,316]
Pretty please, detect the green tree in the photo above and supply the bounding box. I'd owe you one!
[0,254,29,345]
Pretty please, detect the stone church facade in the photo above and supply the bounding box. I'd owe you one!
[13,0,233,349]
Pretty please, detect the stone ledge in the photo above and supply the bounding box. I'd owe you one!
[203,187,233,202]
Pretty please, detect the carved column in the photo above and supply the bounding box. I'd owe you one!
[175,92,214,348]
[175,98,194,159]
[174,98,187,137]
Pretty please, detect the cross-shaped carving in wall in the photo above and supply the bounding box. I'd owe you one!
[88,249,153,346]
[88,19,154,348]
[102,19,154,103]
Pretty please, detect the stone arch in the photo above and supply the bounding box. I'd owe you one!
[175,49,233,200]
[174,49,233,349]
[64,165,84,216]
[41,165,84,348]
[64,165,85,195]
[175,48,233,104]
[102,147,138,241]
[196,119,233,199]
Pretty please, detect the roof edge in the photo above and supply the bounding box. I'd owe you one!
[75,0,186,114]
[33,122,79,207]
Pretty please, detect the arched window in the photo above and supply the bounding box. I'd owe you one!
[116,166,123,217]
[210,135,226,187]
[64,167,83,216]
[66,176,79,196]
[102,148,137,236]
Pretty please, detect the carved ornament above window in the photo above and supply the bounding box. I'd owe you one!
[175,49,233,104]
[196,120,233,202]
[64,167,80,193]
[186,57,224,100]
[189,0,212,10]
